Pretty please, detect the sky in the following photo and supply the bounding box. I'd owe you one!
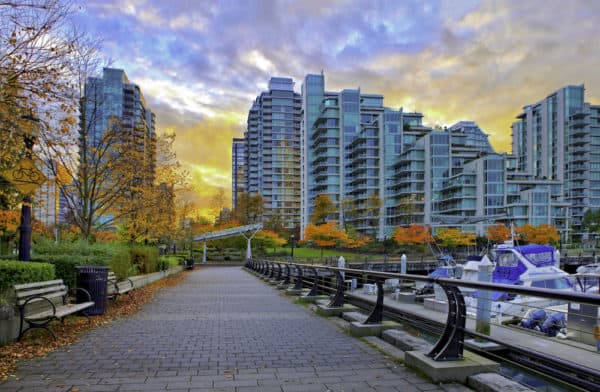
[73,0,600,216]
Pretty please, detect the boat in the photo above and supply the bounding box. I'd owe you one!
[461,242,575,318]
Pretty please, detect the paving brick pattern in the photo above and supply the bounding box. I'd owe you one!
[0,267,442,392]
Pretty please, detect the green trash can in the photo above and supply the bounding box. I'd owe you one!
[76,266,109,315]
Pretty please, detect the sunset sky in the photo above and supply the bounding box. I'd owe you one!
[74,0,600,216]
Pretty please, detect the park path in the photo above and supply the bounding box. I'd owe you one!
[0,267,444,392]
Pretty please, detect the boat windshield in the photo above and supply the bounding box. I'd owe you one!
[531,278,572,290]
[524,251,554,266]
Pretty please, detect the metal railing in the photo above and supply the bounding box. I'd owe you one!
[245,259,600,390]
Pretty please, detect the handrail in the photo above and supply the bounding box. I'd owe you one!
[245,259,600,364]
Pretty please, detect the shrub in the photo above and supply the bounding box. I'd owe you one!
[0,260,55,292]
[110,248,133,280]
[130,247,159,274]
[32,255,110,289]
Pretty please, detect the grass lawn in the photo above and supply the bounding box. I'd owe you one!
[266,247,379,261]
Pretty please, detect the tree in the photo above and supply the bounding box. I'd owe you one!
[582,209,600,234]
[516,224,559,245]
[366,193,381,236]
[254,230,286,251]
[393,224,434,246]
[210,187,226,222]
[436,227,476,250]
[233,192,263,224]
[304,221,349,257]
[311,194,335,225]
[486,224,511,243]
[0,209,19,254]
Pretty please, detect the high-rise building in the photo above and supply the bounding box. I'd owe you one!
[81,68,157,223]
[244,77,302,228]
[300,73,429,239]
[512,85,600,241]
[231,138,246,209]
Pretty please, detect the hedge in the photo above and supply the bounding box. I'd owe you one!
[0,260,56,292]
[31,255,109,289]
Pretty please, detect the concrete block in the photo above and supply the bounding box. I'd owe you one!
[464,339,503,352]
[284,288,303,296]
[363,336,405,361]
[315,304,357,317]
[382,329,432,352]
[349,320,401,337]
[468,372,534,392]
[296,294,329,304]
[342,311,367,323]
[424,297,448,312]
[405,350,499,384]
[394,292,416,303]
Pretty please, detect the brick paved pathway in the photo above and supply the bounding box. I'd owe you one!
[1,267,443,392]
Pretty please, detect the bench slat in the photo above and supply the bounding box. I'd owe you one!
[17,291,67,307]
[14,279,64,291]
[25,302,94,321]
[16,286,67,301]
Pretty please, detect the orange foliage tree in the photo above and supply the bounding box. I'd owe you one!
[0,210,20,255]
[436,227,476,250]
[486,224,511,243]
[516,224,559,245]
[304,221,351,257]
[392,224,434,250]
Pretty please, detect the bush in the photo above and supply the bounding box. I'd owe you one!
[32,255,110,289]
[130,246,159,274]
[110,248,133,280]
[157,255,181,271]
[0,260,55,292]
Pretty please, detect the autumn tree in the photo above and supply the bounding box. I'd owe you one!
[310,194,335,225]
[436,227,476,251]
[516,224,559,245]
[233,192,263,224]
[393,224,434,248]
[0,209,19,254]
[486,223,511,243]
[304,221,349,257]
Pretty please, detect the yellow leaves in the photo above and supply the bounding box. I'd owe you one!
[436,227,476,249]
[255,230,287,248]
[304,221,368,249]
[0,210,20,237]
[310,194,335,225]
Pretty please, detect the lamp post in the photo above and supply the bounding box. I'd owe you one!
[289,234,294,259]
[18,114,40,261]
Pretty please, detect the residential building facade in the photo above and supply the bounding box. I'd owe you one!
[512,85,600,241]
[244,77,302,228]
[231,137,246,209]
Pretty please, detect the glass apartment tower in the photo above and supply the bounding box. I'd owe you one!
[300,73,428,239]
[231,138,246,209]
[512,85,600,241]
[244,77,302,228]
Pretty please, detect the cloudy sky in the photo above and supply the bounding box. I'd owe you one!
[74,0,600,216]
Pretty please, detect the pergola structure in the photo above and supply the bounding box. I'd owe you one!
[193,223,263,262]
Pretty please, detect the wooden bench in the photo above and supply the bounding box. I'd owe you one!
[107,272,134,299]
[14,279,94,341]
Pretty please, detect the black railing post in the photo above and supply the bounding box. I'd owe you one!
[282,264,291,285]
[427,283,466,361]
[276,263,282,280]
[293,265,303,290]
[328,270,345,308]
[307,267,319,296]
[364,278,384,324]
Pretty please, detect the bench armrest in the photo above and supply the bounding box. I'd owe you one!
[67,287,92,304]
[21,295,56,318]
